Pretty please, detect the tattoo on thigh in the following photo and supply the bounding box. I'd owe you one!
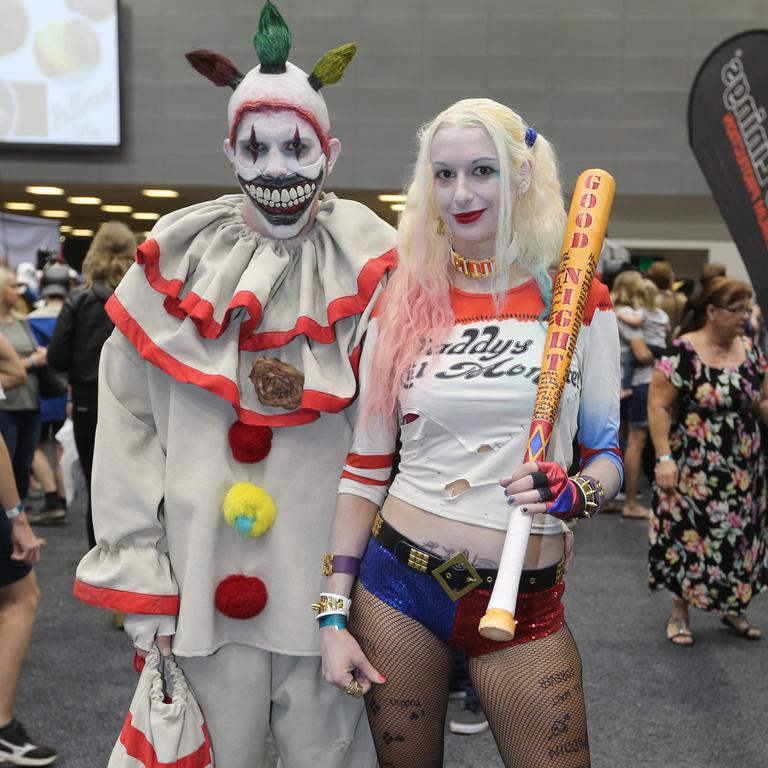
[388,697,426,721]
[538,667,575,689]
[381,730,406,746]
[548,712,570,740]
[547,736,589,762]
[368,697,382,716]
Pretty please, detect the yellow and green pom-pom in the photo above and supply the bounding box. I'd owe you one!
[223,483,276,538]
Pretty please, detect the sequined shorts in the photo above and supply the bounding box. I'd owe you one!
[358,536,566,657]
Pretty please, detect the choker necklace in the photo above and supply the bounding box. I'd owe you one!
[452,250,495,279]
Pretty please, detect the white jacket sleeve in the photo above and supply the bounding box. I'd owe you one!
[74,331,179,615]
[338,317,398,507]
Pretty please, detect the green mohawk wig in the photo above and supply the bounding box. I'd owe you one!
[253,1,291,74]
[308,44,357,91]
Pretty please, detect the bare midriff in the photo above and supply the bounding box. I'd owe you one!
[381,493,565,571]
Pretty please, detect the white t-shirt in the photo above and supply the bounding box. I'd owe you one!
[339,278,623,534]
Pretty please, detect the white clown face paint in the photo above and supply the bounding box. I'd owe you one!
[430,125,505,259]
[224,109,340,239]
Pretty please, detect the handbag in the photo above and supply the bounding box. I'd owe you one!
[21,320,68,399]
[107,647,215,768]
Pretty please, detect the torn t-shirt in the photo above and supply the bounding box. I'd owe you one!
[339,278,623,534]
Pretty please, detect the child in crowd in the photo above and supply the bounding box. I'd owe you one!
[616,278,670,396]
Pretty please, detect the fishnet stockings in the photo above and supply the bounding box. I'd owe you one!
[349,583,589,768]
[469,626,590,768]
[349,583,451,768]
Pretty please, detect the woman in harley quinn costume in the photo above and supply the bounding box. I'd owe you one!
[316,99,623,768]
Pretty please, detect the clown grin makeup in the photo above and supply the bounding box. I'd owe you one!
[238,173,320,224]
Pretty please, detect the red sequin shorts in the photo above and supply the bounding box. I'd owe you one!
[359,537,566,657]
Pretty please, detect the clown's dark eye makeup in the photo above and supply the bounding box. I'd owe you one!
[245,126,262,164]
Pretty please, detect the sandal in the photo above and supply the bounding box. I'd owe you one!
[666,616,694,646]
[721,614,761,641]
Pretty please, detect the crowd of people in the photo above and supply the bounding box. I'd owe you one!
[1,3,767,766]
[0,222,136,766]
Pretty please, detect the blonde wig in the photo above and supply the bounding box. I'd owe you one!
[366,98,566,423]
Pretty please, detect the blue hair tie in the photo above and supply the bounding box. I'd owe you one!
[524,126,537,148]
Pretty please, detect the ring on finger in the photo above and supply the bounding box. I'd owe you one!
[344,679,364,698]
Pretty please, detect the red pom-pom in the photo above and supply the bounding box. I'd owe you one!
[228,421,273,463]
[215,575,268,619]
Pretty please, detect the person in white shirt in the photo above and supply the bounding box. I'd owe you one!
[318,98,623,768]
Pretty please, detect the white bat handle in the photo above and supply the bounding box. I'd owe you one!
[478,506,533,640]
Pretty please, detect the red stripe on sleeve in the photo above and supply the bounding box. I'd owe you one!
[346,453,395,469]
[340,470,391,487]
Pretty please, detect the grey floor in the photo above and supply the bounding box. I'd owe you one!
[12,489,768,768]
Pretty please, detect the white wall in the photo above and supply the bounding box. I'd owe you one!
[3,0,768,193]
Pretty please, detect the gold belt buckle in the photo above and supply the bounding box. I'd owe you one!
[432,552,482,601]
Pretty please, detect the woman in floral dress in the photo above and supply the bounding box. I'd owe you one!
[648,277,768,646]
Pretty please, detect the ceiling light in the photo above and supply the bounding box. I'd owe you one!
[3,202,36,211]
[40,210,70,218]
[101,204,133,213]
[71,229,95,237]
[378,194,407,203]
[25,186,65,195]
[132,212,160,221]
[390,203,405,212]
[67,196,102,205]
[142,189,179,198]
[60,225,72,233]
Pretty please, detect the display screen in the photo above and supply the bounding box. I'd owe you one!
[0,0,121,148]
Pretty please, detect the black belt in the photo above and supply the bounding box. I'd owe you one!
[371,512,564,601]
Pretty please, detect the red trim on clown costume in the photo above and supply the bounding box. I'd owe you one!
[118,712,213,768]
[340,469,390,486]
[135,238,396,349]
[107,295,363,427]
[73,579,180,615]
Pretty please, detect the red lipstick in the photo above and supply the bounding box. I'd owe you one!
[453,209,486,224]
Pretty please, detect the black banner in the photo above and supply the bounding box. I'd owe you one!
[688,30,768,312]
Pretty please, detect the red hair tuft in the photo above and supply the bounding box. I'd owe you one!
[186,49,244,89]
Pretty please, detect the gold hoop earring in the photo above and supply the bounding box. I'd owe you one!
[436,217,446,236]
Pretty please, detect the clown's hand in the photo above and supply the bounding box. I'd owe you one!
[500,461,602,520]
[124,613,176,658]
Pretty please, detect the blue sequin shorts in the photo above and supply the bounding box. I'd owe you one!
[358,536,565,657]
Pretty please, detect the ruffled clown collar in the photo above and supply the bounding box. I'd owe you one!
[108,193,396,428]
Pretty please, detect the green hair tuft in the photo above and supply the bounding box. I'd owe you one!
[253,1,291,74]
[308,43,357,90]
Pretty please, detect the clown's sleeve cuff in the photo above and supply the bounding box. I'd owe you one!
[74,546,179,615]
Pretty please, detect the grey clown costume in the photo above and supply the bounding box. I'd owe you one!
[73,5,396,766]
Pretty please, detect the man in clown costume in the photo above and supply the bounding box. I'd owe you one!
[74,3,394,765]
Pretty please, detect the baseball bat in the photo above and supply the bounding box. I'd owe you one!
[477,169,616,641]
